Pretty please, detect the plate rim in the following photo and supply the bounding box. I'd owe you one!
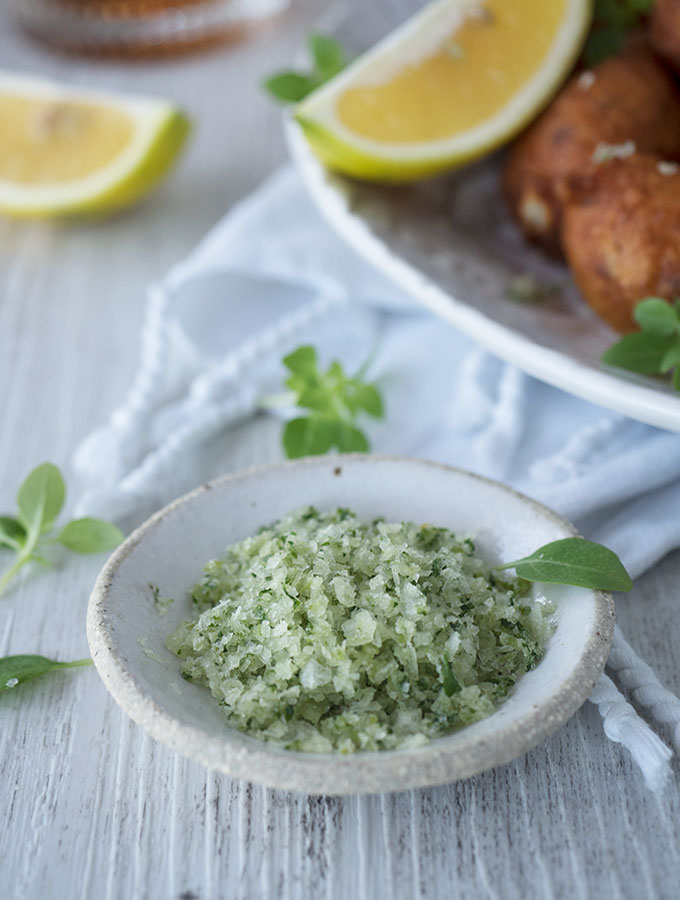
[285,119,680,434]
[87,454,615,795]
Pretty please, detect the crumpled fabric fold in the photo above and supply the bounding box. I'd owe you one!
[74,165,680,790]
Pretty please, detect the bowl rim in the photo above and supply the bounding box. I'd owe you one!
[87,454,615,795]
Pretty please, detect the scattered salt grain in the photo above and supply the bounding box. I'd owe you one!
[592,141,636,165]
[578,70,596,90]
[657,161,679,176]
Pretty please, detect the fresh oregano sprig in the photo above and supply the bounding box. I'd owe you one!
[262,345,384,459]
[0,462,124,596]
[0,655,92,692]
[497,537,633,592]
[601,297,680,390]
[263,33,348,103]
[583,0,655,66]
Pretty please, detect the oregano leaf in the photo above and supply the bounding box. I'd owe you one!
[583,26,627,65]
[659,342,680,373]
[633,298,680,337]
[334,422,369,453]
[0,516,27,551]
[283,345,318,376]
[351,383,384,418]
[585,0,654,64]
[17,463,65,534]
[297,385,333,413]
[308,33,346,80]
[57,518,124,554]
[283,417,337,459]
[262,72,318,103]
[0,462,125,597]
[498,538,633,592]
[275,344,384,459]
[441,655,461,696]
[601,332,674,374]
[264,33,348,104]
[0,655,92,691]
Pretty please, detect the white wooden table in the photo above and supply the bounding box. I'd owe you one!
[1,5,680,898]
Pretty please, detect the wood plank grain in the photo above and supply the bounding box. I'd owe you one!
[1,2,680,898]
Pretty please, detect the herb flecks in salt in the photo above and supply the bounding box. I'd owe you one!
[168,508,552,753]
[150,583,174,616]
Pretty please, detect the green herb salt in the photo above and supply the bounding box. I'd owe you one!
[167,508,553,753]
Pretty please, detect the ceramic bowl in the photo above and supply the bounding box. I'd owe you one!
[87,455,614,795]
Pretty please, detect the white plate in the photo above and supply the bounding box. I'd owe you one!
[87,456,613,795]
[285,0,680,433]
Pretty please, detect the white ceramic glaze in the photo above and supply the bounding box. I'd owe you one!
[283,0,680,434]
[286,120,680,434]
[87,456,614,795]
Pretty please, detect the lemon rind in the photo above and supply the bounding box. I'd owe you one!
[0,71,190,217]
[295,0,593,182]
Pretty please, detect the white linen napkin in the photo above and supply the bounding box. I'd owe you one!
[74,165,680,790]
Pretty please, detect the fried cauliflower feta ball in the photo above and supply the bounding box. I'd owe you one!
[650,0,680,72]
[502,44,680,253]
[562,154,680,333]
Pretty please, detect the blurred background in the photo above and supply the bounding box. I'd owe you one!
[0,0,332,255]
[5,0,294,57]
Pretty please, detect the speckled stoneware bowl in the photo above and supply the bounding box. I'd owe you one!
[87,455,614,795]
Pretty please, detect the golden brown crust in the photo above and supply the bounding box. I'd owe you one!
[650,0,680,72]
[502,44,680,252]
[562,154,680,333]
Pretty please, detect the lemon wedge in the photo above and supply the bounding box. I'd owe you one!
[0,71,190,218]
[295,0,591,183]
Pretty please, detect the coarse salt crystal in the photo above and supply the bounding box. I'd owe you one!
[578,71,596,90]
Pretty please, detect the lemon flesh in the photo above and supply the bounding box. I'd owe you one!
[0,72,190,217]
[296,0,591,182]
